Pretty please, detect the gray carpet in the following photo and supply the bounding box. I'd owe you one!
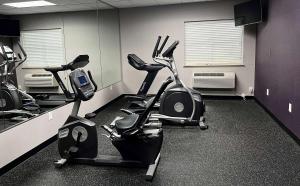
[0,99,299,186]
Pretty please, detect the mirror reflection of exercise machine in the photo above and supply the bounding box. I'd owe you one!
[0,43,39,121]
[34,55,89,107]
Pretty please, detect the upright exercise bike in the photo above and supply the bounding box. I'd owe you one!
[0,43,39,121]
[55,57,173,180]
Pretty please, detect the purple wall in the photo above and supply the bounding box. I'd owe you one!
[255,0,300,139]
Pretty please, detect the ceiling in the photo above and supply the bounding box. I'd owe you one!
[0,0,219,15]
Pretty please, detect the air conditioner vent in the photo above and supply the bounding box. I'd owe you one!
[32,74,52,77]
[24,73,59,88]
[193,72,235,89]
[194,73,225,77]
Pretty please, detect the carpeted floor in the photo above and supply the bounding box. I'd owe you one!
[0,99,299,186]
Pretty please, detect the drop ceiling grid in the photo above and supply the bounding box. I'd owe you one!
[0,0,219,15]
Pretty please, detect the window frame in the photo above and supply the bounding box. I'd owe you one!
[184,19,244,67]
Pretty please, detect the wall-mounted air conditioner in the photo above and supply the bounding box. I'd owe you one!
[193,72,236,89]
[24,73,59,88]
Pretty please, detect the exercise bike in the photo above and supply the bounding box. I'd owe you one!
[54,57,172,181]
[0,43,40,121]
[127,36,208,129]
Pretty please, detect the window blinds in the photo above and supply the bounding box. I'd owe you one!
[21,29,65,68]
[185,20,244,66]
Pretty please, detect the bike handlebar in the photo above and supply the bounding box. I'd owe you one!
[87,70,98,92]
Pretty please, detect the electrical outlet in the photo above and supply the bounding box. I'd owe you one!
[110,85,113,90]
[289,103,292,113]
[266,89,270,96]
[241,93,246,100]
[249,87,254,94]
[48,112,53,120]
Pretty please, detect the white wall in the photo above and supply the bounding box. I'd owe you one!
[119,0,256,96]
[0,82,123,168]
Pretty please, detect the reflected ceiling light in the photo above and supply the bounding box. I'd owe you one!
[3,1,56,8]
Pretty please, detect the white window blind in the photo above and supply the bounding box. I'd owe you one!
[185,20,244,66]
[21,29,65,68]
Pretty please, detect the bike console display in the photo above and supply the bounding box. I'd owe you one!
[69,69,95,101]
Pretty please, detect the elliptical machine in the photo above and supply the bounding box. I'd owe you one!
[0,43,40,121]
[127,36,208,129]
[125,36,169,110]
[152,37,207,129]
[55,57,172,181]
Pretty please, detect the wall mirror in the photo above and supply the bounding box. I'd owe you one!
[0,1,122,132]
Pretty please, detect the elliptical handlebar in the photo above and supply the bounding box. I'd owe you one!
[162,41,179,58]
[152,36,171,59]
[0,42,28,73]
[0,45,8,60]
[17,42,27,59]
[152,36,161,58]
[9,42,28,74]
[157,36,169,55]
[151,36,179,61]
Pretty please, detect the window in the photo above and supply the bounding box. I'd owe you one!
[21,29,65,68]
[185,20,244,66]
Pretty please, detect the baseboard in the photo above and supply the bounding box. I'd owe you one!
[254,98,300,145]
[0,94,125,176]
[93,95,124,114]
[123,94,254,100]
[203,95,254,100]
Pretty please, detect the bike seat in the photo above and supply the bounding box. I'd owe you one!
[115,113,139,133]
[128,54,165,72]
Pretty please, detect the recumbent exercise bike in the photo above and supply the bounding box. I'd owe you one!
[54,55,173,181]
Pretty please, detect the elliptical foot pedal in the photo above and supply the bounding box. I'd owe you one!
[109,116,123,128]
[85,113,96,119]
[54,159,68,168]
[145,153,161,181]
[199,124,208,130]
[199,117,208,130]
[199,122,208,130]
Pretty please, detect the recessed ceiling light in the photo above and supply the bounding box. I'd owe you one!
[3,1,56,8]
